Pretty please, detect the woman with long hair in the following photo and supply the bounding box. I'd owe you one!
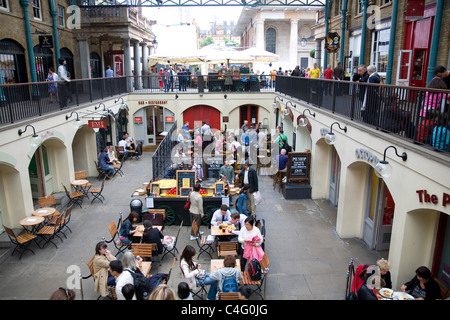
[179,245,217,300]
[119,211,139,244]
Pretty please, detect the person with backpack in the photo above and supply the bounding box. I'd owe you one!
[210,255,243,299]
[120,251,150,300]
[238,216,263,272]
[109,260,136,300]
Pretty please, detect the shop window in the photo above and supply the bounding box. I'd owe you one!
[0,39,28,83]
[371,28,390,74]
[90,52,101,78]
[0,0,9,12]
[32,0,42,20]
[265,28,276,54]
[34,45,54,82]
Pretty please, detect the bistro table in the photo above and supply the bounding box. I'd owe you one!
[71,179,90,198]
[133,225,163,238]
[210,259,241,274]
[137,260,152,277]
[19,216,45,234]
[211,224,236,237]
[32,207,56,222]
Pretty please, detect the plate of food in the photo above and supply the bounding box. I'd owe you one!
[379,288,394,299]
[393,292,414,300]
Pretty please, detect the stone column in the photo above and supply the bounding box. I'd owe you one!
[255,19,265,50]
[314,38,322,70]
[141,44,148,88]
[77,37,91,93]
[133,39,142,90]
[290,19,299,68]
[122,37,133,92]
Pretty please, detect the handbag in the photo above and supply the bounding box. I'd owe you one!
[184,192,192,210]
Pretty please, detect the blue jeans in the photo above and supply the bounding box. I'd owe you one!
[197,274,218,300]
[101,164,114,177]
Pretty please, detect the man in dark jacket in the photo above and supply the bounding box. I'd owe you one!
[235,161,258,216]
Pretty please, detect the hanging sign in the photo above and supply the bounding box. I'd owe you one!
[88,120,107,129]
[325,32,340,53]
[134,116,143,123]
[39,36,53,48]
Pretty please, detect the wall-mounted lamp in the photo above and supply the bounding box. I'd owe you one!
[95,103,110,117]
[114,97,128,111]
[374,146,407,179]
[65,111,83,129]
[152,37,158,50]
[224,94,227,100]
[286,101,296,109]
[298,109,316,127]
[300,36,307,47]
[273,96,283,109]
[18,124,41,147]
[325,122,347,145]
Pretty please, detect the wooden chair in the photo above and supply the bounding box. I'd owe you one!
[162,220,183,260]
[273,170,286,193]
[104,220,130,256]
[217,241,238,257]
[74,170,93,188]
[142,210,165,230]
[113,156,125,177]
[115,146,127,162]
[192,220,215,259]
[2,225,40,259]
[435,278,450,300]
[164,257,176,284]
[62,183,83,208]
[37,214,65,248]
[88,177,106,204]
[241,253,270,300]
[37,195,61,218]
[94,161,107,180]
[131,243,155,260]
[48,204,73,237]
[218,292,241,300]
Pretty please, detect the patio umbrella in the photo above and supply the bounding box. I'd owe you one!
[242,47,280,63]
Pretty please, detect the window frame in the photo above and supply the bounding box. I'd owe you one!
[370,27,390,76]
[0,0,9,12]
[32,0,42,21]
[58,5,65,27]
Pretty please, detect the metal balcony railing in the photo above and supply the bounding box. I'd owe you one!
[276,76,450,154]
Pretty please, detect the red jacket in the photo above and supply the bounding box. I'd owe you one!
[324,68,333,80]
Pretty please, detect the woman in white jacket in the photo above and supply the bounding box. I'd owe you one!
[179,245,217,300]
[238,216,263,271]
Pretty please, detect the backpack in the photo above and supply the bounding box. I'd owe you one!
[126,269,151,300]
[221,271,239,293]
[247,258,262,281]
[147,273,168,293]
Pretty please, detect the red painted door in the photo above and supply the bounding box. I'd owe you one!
[183,105,221,132]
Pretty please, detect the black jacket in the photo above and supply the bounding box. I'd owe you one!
[403,275,441,300]
[238,167,258,193]
[142,227,164,254]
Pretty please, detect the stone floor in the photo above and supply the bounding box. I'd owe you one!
[0,151,387,300]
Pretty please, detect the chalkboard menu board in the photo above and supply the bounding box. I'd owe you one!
[176,170,196,195]
[287,152,310,182]
[203,154,223,179]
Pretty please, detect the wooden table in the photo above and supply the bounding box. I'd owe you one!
[19,216,45,234]
[210,259,241,274]
[211,225,235,237]
[138,261,152,277]
[32,207,56,221]
[71,179,90,198]
[133,225,163,238]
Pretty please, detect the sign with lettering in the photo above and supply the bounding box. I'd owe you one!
[138,100,168,105]
[176,170,196,196]
[165,116,174,122]
[39,35,53,48]
[88,120,107,129]
[287,152,310,182]
[203,154,223,179]
[416,189,450,207]
[134,117,143,123]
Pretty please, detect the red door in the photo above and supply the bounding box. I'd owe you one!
[183,105,221,132]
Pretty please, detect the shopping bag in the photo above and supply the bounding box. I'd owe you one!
[254,191,262,205]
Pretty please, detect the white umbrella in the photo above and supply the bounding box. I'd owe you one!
[242,47,280,63]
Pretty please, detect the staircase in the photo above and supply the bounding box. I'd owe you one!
[142,135,164,152]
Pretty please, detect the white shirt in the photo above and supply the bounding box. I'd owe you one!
[115,269,136,300]
[243,169,249,184]
[210,209,231,226]
[58,64,69,81]
[118,139,128,152]
[231,213,247,236]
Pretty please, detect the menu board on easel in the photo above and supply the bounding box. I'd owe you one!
[203,154,223,179]
[176,170,196,195]
[287,152,310,182]
[214,181,225,195]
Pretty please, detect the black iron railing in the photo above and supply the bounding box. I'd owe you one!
[0,74,273,125]
[152,121,177,180]
[276,76,450,154]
